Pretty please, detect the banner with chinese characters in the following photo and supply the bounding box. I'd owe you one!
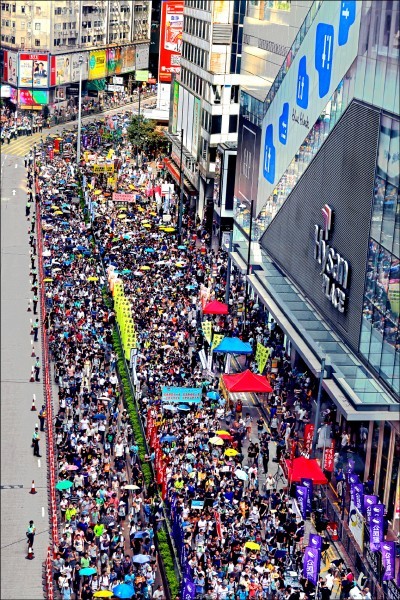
[323,440,335,472]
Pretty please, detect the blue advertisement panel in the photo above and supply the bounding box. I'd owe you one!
[161,387,202,403]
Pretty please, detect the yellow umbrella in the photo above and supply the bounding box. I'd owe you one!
[87,276,99,282]
[43,278,53,282]
[51,205,59,210]
[137,207,145,212]
[118,215,127,220]
[163,227,176,233]
[244,541,260,551]
[142,219,150,223]
[93,592,113,598]
[94,190,102,195]
[225,448,239,457]
[175,262,185,268]
[143,223,151,228]
[54,210,63,215]
[140,266,151,271]
[149,211,157,216]
[216,430,231,436]
[209,436,224,446]
[129,184,135,190]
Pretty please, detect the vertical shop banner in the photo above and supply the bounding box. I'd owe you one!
[296,485,308,520]
[303,546,320,585]
[323,440,335,472]
[88,50,107,80]
[19,53,49,88]
[364,495,378,523]
[171,80,180,134]
[309,534,322,550]
[255,342,271,374]
[6,51,18,85]
[350,483,364,511]
[370,515,384,552]
[107,48,122,76]
[301,478,313,512]
[159,0,183,83]
[121,46,135,73]
[70,52,88,83]
[192,96,201,158]
[381,542,395,581]
[303,424,315,454]
[348,473,360,484]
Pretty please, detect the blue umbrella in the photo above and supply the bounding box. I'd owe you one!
[133,531,147,539]
[131,554,151,564]
[160,435,177,443]
[79,567,97,576]
[144,248,155,253]
[178,245,187,250]
[112,583,136,599]
[207,391,220,400]
[177,404,190,411]
[93,413,107,420]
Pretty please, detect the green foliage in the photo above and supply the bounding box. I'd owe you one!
[127,115,168,153]
[157,527,180,597]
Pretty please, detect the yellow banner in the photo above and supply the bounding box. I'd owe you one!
[88,49,107,80]
[211,334,224,351]
[256,342,271,375]
[93,163,115,174]
[201,321,213,344]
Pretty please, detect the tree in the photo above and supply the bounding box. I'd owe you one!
[127,115,168,155]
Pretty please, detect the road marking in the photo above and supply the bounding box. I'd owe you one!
[0,484,24,489]
[12,189,16,196]
[42,506,45,518]
[37,459,41,468]
[15,163,18,168]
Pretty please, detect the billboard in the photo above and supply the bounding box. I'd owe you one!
[121,46,135,73]
[88,50,107,80]
[49,54,71,86]
[257,0,362,215]
[107,48,122,76]
[158,0,183,83]
[19,53,49,88]
[235,116,262,205]
[18,89,49,108]
[192,97,201,159]
[4,51,18,86]
[136,44,149,70]
[70,53,89,83]
[171,80,179,134]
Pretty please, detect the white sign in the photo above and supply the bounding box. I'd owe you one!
[107,84,124,92]
[257,1,361,215]
[113,76,123,85]
[135,44,149,70]
[70,53,89,83]
[0,84,11,98]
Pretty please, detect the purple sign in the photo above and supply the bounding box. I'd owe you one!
[296,485,308,520]
[350,483,364,511]
[381,541,395,581]
[309,533,322,550]
[348,473,360,484]
[301,478,313,512]
[370,515,384,552]
[363,494,378,523]
[303,546,320,585]
[182,576,196,600]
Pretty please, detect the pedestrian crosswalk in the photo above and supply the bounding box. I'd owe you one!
[2,132,44,157]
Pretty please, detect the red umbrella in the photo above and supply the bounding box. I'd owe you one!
[203,300,229,315]
[217,433,234,440]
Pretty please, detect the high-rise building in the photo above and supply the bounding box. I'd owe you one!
[164,0,312,242]
[0,0,151,109]
[232,2,399,596]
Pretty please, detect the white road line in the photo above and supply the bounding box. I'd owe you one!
[42,506,45,518]
[37,459,41,468]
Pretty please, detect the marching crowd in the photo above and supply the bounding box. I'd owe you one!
[27,108,367,600]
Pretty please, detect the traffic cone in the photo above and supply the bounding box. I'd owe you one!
[31,340,35,357]
[26,546,35,560]
[27,299,32,312]
[30,367,35,382]
[29,480,37,494]
[31,395,36,411]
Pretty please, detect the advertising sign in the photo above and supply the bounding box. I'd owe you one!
[236,116,262,205]
[54,55,71,85]
[19,53,49,88]
[364,495,378,524]
[107,48,122,75]
[88,50,107,80]
[192,96,201,158]
[303,546,320,585]
[135,70,149,82]
[161,387,202,404]
[323,440,335,472]
[171,80,180,134]
[301,478,313,512]
[136,44,149,70]
[1,85,11,98]
[381,542,396,582]
[303,423,315,454]
[70,53,89,83]
[18,89,49,108]
[309,534,322,550]
[6,51,18,86]
[121,46,135,73]
[159,0,183,83]
[257,1,362,215]
[296,485,308,520]
[349,505,364,552]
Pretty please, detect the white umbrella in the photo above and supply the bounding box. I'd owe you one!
[235,469,248,481]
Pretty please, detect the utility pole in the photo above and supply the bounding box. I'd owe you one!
[242,199,254,333]
[76,55,84,164]
[225,231,233,305]
[177,128,184,244]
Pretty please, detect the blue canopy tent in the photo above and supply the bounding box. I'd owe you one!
[213,337,253,373]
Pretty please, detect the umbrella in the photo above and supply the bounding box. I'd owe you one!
[133,531,147,538]
[132,554,151,564]
[93,592,114,598]
[112,584,135,599]
[245,541,260,550]
[216,430,231,436]
[65,465,79,471]
[43,278,53,282]
[218,433,233,440]
[142,223,151,228]
[55,480,73,490]
[163,227,176,233]
[160,435,177,443]
[235,469,248,481]
[87,276,99,282]
[225,448,239,457]
[94,190,102,195]
[79,567,97,576]
[177,404,190,411]
[118,215,127,220]
[92,413,107,420]
[162,404,177,412]
[178,245,187,250]
[124,484,141,490]
[140,266,150,271]
[175,262,186,268]
[207,391,220,400]
[209,436,224,446]
[144,248,155,253]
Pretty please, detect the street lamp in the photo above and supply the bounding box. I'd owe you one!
[242,198,254,333]
[76,54,84,164]
[177,127,184,244]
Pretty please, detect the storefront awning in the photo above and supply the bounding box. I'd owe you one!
[163,158,197,197]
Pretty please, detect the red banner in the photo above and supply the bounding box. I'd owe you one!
[158,0,183,83]
[323,440,335,472]
[215,510,222,539]
[303,423,315,454]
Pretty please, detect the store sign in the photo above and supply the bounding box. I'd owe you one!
[19,53,49,88]
[88,50,106,80]
[158,0,183,83]
[314,204,350,313]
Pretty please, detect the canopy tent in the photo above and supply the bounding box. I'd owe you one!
[222,369,273,393]
[203,300,229,315]
[214,337,252,355]
[285,456,328,485]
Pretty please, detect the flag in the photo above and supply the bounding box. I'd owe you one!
[296,485,308,520]
[201,321,213,344]
[255,342,271,374]
[303,424,315,454]
[369,504,384,552]
[211,334,224,350]
[215,510,222,539]
[303,546,320,585]
[381,541,395,581]
[363,495,378,523]
[301,478,313,512]
[181,576,196,600]
[348,473,360,484]
[309,533,322,550]
[350,483,364,511]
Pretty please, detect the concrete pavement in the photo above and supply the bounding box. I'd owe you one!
[1,152,49,598]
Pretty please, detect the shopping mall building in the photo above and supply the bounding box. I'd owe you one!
[230,1,399,595]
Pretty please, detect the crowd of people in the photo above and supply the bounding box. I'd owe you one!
[28,107,371,600]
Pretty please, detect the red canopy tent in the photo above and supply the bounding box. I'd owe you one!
[222,369,273,393]
[285,456,328,485]
[203,300,229,315]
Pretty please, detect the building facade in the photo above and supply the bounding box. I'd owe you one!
[0,0,151,109]
[232,1,399,595]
